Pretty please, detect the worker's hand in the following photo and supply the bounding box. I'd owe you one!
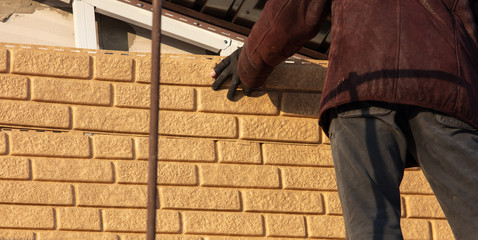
[211,48,252,101]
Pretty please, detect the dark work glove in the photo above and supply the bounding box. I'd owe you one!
[211,48,252,101]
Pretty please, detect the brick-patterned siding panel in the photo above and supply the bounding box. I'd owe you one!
[197,88,280,115]
[160,56,219,85]
[31,77,112,106]
[32,158,114,183]
[37,232,120,240]
[0,157,30,180]
[0,74,29,100]
[73,106,149,133]
[10,131,90,158]
[183,212,264,236]
[239,116,320,143]
[400,170,433,194]
[57,208,102,231]
[0,132,6,155]
[0,181,74,205]
[265,214,306,237]
[0,205,54,229]
[102,209,180,233]
[281,92,321,118]
[159,111,237,138]
[307,215,345,239]
[200,164,280,188]
[0,100,70,129]
[405,195,446,219]
[121,235,203,240]
[244,190,323,214]
[93,135,133,159]
[0,231,34,240]
[77,184,147,207]
[401,218,432,240]
[266,62,327,91]
[263,143,332,166]
[117,161,198,185]
[432,220,454,240]
[114,84,195,111]
[95,55,133,82]
[282,167,337,190]
[0,48,8,72]
[160,187,241,210]
[135,137,216,162]
[323,192,342,215]
[12,49,91,78]
[217,141,261,164]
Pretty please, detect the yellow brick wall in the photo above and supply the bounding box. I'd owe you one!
[0,43,454,240]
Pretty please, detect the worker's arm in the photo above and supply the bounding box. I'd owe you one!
[238,0,330,88]
[212,0,330,99]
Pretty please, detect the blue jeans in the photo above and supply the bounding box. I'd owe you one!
[328,102,478,240]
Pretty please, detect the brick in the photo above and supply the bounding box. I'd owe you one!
[321,129,330,144]
[400,170,433,194]
[122,235,203,240]
[77,184,147,207]
[0,231,34,240]
[115,83,195,111]
[405,195,446,218]
[95,55,133,81]
[432,220,454,240]
[37,232,119,240]
[324,192,342,215]
[31,77,112,105]
[244,190,323,214]
[283,167,337,190]
[265,214,306,237]
[0,49,8,72]
[239,116,319,143]
[198,88,279,115]
[58,208,101,231]
[0,75,28,100]
[263,143,332,166]
[307,215,345,239]
[205,238,288,240]
[0,157,30,179]
[12,49,90,78]
[136,137,215,162]
[200,164,280,188]
[0,205,54,229]
[0,132,6,155]
[184,211,264,236]
[401,218,432,240]
[103,209,180,233]
[117,161,198,185]
[160,187,241,210]
[281,92,321,118]
[73,106,149,133]
[217,141,261,164]
[33,158,114,183]
[137,55,219,85]
[0,100,70,129]
[159,111,237,138]
[266,61,327,91]
[10,131,90,158]
[0,181,73,205]
[93,135,133,159]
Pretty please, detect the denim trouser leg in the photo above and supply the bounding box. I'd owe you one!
[329,103,407,240]
[329,102,478,240]
[407,109,478,240]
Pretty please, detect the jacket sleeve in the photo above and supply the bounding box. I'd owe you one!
[238,0,331,88]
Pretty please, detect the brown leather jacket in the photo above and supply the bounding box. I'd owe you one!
[238,0,478,131]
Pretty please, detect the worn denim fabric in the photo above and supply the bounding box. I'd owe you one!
[329,102,478,240]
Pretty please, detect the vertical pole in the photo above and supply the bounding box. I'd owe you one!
[147,0,162,240]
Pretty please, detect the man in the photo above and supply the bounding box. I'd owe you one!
[211,0,478,239]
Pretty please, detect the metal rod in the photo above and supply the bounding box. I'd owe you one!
[147,0,162,239]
